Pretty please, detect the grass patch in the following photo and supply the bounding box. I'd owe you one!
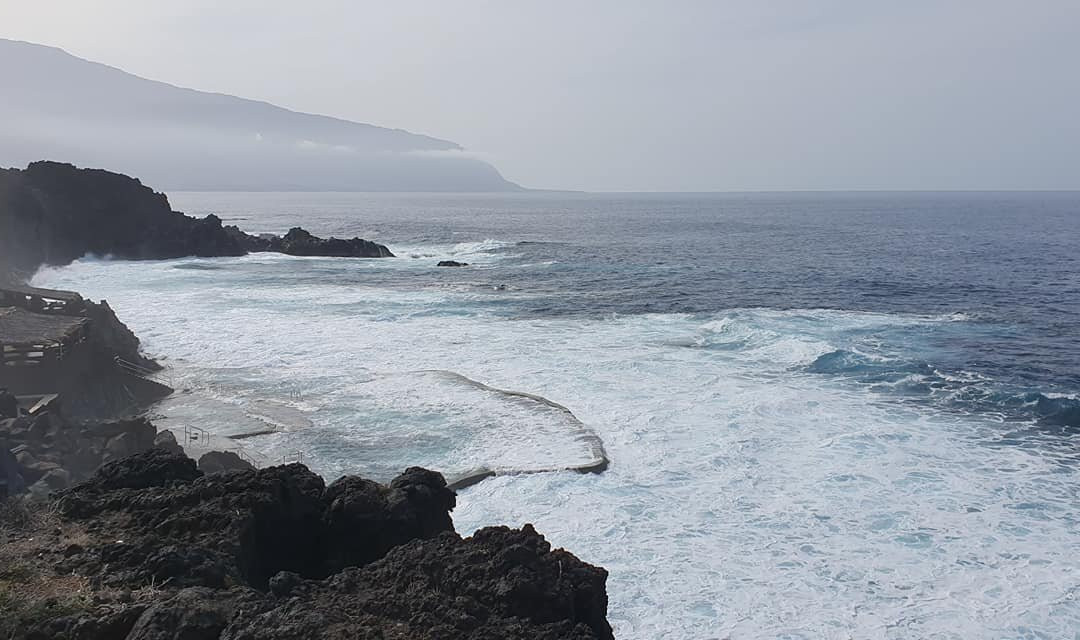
[0,582,91,638]
[0,498,94,639]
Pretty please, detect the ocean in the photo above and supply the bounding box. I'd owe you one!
[34,191,1080,638]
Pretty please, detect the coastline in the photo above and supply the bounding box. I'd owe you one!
[0,162,616,639]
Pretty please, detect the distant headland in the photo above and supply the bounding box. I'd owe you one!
[0,38,523,192]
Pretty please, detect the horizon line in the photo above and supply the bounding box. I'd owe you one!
[164,188,1080,195]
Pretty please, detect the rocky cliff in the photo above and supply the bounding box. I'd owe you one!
[0,161,393,279]
[0,450,613,639]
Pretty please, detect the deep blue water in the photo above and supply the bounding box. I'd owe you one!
[181,191,1080,432]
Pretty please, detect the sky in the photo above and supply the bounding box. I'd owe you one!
[2,0,1078,191]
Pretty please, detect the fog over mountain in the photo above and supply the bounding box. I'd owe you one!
[0,38,520,191]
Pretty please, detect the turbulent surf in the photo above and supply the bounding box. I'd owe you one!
[34,190,1080,638]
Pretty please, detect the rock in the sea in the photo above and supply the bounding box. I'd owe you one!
[277,227,394,258]
[437,260,469,267]
[198,450,256,474]
[223,225,395,258]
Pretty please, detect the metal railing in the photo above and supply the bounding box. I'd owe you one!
[114,356,174,387]
[176,424,304,470]
[183,424,211,447]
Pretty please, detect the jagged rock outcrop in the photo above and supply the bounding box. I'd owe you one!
[321,468,456,573]
[224,226,395,258]
[0,162,393,278]
[152,430,185,456]
[218,525,611,639]
[197,450,256,475]
[2,450,613,639]
[0,162,244,277]
[276,227,395,258]
[82,298,160,371]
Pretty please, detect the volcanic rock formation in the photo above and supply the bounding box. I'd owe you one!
[0,161,393,279]
[0,449,613,639]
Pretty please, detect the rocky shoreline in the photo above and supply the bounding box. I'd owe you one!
[0,161,393,281]
[1,450,612,639]
[0,161,616,638]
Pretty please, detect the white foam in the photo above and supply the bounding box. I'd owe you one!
[33,259,1080,639]
[389,238,515,264]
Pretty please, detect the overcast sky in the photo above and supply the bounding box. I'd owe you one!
[3,1,1078,191]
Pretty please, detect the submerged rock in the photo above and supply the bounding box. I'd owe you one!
[437,260,469,267]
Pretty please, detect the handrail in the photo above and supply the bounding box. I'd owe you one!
[174,423,299,470]
[114,356,173,387]
[183,424,210,447]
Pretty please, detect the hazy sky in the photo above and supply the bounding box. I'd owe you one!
[3,1,1078,191]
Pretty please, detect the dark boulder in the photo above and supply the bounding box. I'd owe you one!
[437,260,469,267]
[62,447,201,496]
[321,466,455,573]
[57,453,456,588]
[220,525,613,640]
[277,227,394,258]
[153,430,185,456]
[224,225,395,259]
[198,451,256,475]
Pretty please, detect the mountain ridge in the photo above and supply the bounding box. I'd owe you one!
[0,38,521,191]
